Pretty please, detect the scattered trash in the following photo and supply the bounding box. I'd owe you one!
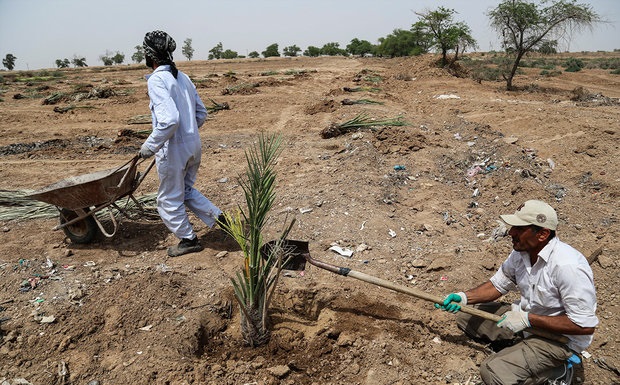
[547,158,556,170]
[454,133,462,140]
[156,263,172,273]
[359,221,366,230]
[467,165,484,178]
[18,259,31,268]
[215,251,228,258]
[217,177,228,183]
[440,276,448,281]
[434,94,460,100]
[139,324,153,331]
[83,261,96,267]
[593,357,620,376]
[432,336,442,344]
[299,207,313,214]
[388,229,397,238]
[393,165,406,171]
[581,351,591,359]
[329,245,353,258]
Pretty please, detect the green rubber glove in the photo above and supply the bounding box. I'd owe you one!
[434,292,467,313]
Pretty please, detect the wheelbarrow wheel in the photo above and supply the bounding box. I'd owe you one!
[59,209,98,244]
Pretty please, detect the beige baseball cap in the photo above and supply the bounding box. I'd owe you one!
[500,200,558,230]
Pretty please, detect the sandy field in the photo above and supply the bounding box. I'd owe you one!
[0,53,619,384]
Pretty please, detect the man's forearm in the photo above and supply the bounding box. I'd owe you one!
[528,313,595,335]
[464,281,503,304]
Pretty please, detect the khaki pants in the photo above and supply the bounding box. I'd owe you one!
[456,303,574,385]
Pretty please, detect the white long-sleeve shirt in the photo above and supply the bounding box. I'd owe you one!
[144,65,207,152]
[490,237,598,352]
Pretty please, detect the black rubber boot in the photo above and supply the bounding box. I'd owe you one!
[167,236,204,257]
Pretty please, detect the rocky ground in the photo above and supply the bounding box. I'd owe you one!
[0,53,619,384]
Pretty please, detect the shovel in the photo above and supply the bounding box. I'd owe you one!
[263,239,569,344]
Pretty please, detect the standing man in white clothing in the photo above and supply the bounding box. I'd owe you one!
[139,30,224,257]
[436,200,598,384]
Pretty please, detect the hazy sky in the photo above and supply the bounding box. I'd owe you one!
[1,0,618,71]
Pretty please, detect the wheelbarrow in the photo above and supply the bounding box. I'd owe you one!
[262,239,569,344]
[27,155,155,244]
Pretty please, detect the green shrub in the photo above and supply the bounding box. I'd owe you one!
[540,69,562,77]
[564,58,584,72]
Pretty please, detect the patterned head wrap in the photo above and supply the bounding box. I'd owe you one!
[143,30,178,78]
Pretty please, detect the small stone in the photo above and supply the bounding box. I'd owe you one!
[426,258,450,271]
[598,255,615,269]
[336,332,355,347]
[267,365,290,378]
[411,259,428,268]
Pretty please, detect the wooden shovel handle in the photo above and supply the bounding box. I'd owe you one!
[345,269,569,344]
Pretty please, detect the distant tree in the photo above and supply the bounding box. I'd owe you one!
[132,45,145,63]
[262,43,280,58]
[414,7,477,66]
[112,51,125,65]
[72,56,88,67]
[375,29,428,57]
[538,40,558,54]
[182,38,194,60]
[55,58,70,68]
[2,54,17,70]
[100,56,113,66]
[100,51,114,66]
[488,0,601,90]
[248,51,260,59]
[346,38,375,56]
[320,42,347,56]
[209,42,223,60]
[282,45,301,57]
[222,49,239,59]
[303,46,321,57]
[452,23,477,61]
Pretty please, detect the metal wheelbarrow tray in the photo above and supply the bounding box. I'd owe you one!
[28,156,155,244]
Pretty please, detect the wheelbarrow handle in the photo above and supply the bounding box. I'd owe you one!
[136,158,156,187]
[116,155,140,190]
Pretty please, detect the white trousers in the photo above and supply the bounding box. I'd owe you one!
[155,140,221,240]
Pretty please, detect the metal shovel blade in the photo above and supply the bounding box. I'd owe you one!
[260,239,308,271]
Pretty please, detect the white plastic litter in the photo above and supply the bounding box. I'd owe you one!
[435,94,460,99]
[329,245,353,258]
